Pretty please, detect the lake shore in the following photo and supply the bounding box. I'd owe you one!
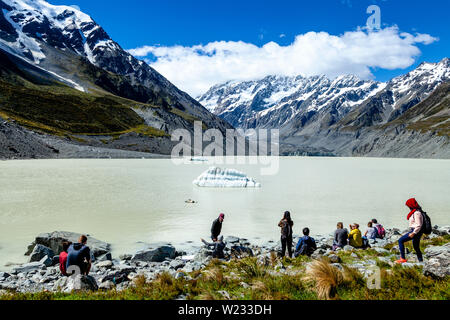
[1,226,449,300]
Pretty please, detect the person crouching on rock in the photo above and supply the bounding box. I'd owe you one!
[201,236,226,259]
[396,198,424,264]
[278,211,294,258]
[59,241,72,276]
[67,235,92,276]
[211,213,225,242]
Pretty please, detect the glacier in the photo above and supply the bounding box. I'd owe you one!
[193,167,261,188]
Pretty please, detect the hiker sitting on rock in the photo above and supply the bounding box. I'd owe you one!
[333,222,348,251]
[59,241,72,276]
[201,236,226,259]
[294,228,317,257]
[348,224,363,248]
[67,235,92,276]
[371,219,386,239]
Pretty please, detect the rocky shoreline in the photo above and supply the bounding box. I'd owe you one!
[0,227,449,295]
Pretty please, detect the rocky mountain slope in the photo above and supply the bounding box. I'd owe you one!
[199,59,450,158]
[0,0,232,159]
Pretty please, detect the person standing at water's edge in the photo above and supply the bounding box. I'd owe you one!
[211,213,225,242]
[67,235,92,275]
[396,198,425,264]
[278,211,294,258]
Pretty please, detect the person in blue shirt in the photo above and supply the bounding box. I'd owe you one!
[294,228,317,257]
[66,235,92,275]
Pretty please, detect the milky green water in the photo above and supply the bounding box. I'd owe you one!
[0,157,449,270]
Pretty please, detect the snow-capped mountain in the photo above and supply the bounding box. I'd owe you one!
[340,58,450,130]
[199,58,450,135]
[0,0,231,134]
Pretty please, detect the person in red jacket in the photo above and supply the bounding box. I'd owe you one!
[59,241,71,276]
[396,198,424,264]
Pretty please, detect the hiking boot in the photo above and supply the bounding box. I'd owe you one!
[395,258,408,264]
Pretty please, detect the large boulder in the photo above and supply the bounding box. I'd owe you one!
[29,244,54,262]
[423,252,450,278]
[26,231,111,258]
[54,275,98,293]
[131,243,176,263]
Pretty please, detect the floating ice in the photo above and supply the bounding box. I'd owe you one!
[193,167,261,188]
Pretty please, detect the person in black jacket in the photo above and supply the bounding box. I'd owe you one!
[278,211,294,258]
[211,213,225,241]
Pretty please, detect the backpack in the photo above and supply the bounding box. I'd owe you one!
[296,237,316,257]
[281,221,292,239]
[420,211,432,235]
[376,225,386,239]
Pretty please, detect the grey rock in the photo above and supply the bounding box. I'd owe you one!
[95,253,113,262]
[225,236,240,244]
[96,260,114,269]
[423,252,450,278]
[424,243,450,259]
[119,254,132,261]
[328,254,341,263]
[131,244,176,263]
[12,262,44,274]
[0,272,11,280]
[29,245,55,263]
[28,231,110,258]
[61,275,98,292]
[344,245,354,251]
[39,255,53,267]
[169,259,186,270]
[99,280,115,290]
[373,247,389,255]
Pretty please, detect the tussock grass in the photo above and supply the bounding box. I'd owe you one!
[304,259,343,300]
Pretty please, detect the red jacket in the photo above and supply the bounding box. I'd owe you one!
[59,252,68,276]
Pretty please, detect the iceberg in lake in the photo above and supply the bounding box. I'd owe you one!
[193,167,261,188]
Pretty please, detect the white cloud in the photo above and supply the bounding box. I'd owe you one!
[128,26,438,96]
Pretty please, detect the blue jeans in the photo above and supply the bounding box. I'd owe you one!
[398,229,423,262]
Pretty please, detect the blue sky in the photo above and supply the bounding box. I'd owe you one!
[50,0,449,95]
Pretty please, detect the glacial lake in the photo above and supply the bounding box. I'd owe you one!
[0,157,449,270]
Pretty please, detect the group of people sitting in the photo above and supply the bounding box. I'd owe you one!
[332,219,386,251]
[59,235,92,277]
